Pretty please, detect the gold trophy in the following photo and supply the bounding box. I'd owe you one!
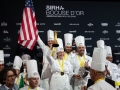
[52,30,59,47]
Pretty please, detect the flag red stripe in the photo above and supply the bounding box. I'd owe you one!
[25,8,32,39]
[18,1,38,50]
[31,16,37,38]
[30,40,36,50]
[30,9,36,39]
[18,40,23,45]
[21,10,27,40]
[33,17,38,29]
[25,40,30,48]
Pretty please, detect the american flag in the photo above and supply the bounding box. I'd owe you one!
[18,0,38,50]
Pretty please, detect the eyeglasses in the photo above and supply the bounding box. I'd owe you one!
[7,74,16,78]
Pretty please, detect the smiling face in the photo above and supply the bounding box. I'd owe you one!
[4,70,16,86]
[47,40,54,48]
[57,51,64,60]
[64,46,72,53]
[106,56,113,62]
[77,45,85,55]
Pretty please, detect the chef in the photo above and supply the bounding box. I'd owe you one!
[46,38,73,90]
[20,60,44,90]
[13,56,23,88]
[70,35,92,90]
[87,47,115,90]
[105,46,120,89]
[37,30,56,90]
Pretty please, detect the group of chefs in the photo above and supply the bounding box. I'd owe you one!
[0,30,120,90]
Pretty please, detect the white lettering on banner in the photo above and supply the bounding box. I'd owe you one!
[87,45,92,47]
[85,38,92,40]
[46,11,69,16]
[38,31,44,33]
[54,23,61,25]
[46,5,64,10]
[115,22,120,26]
[70,11,84,15]
[1,22,7,26]
[69,30,77,33]
[117,37,120,41]
[3,37,11,42]
[100,38,109,40]
[3,30,9,34]
[3,45,11,50]
[101,23,108,26]
[102,30,108,34]
[4,54,10,57]
[6,62,13,66]
[40,23,45,25]
[85,31,95,33]
[56,31,61,33]
[16,23,21,25]
[115,45,120,47]
[114,52,120,55]
[46,5,84,18]
[87,23,93,27]
[116,30,120,34]
[69,23,79,25]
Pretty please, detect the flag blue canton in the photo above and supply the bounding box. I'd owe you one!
[25,0,34,12]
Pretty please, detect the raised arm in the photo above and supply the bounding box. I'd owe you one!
[37,35,48,52]
[46,49,55,65]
